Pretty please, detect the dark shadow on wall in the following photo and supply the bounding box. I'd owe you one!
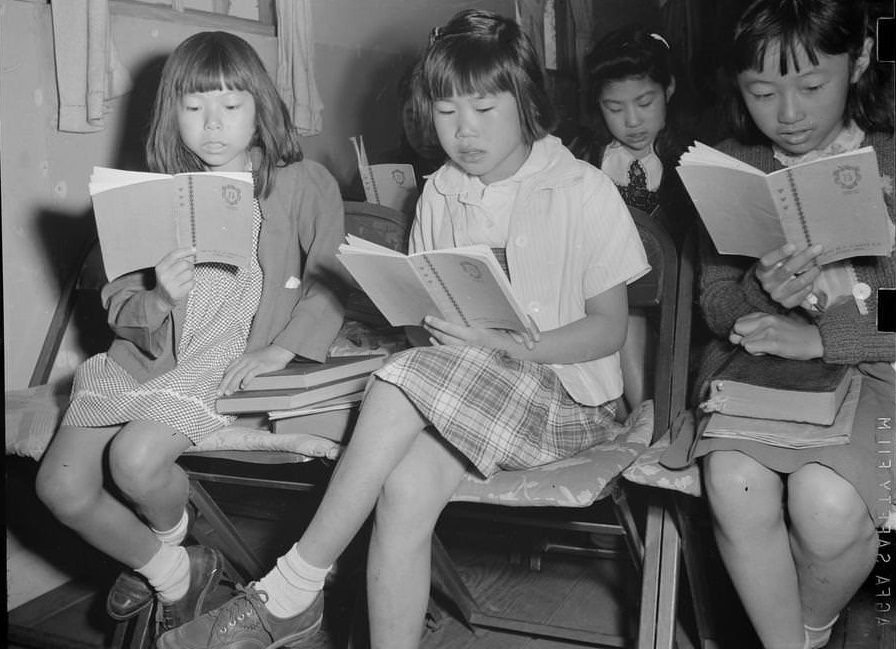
[112,54,167,172]
[29,54,167,354]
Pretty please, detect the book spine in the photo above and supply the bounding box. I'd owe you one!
[784,169,812,249]
[420,254,469,327]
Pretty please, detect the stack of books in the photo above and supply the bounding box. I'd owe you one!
[216,354,387,444]
[699,354,857,449]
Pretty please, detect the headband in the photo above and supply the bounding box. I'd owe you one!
[649,32,670,49]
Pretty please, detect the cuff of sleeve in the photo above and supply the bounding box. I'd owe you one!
[739,266,785,314]
[140,292,175,329]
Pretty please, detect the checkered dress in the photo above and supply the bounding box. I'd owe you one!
[374,345,625,478]
[62,201,264,444]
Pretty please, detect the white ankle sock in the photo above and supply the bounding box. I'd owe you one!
[804,615,839,649]
[151,508,190,546]
[137,544,190,604]
[256,545,330,619]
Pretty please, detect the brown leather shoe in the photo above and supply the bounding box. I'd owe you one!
[156,584,324,649]
[156,545,224,634]
[106,504,198,621]
[106,570,154,621]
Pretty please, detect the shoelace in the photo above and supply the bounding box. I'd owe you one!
[215,585,274,637]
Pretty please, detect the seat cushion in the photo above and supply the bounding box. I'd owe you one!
[450,400,653,507]
[5,382,340,462]
[623,429,702,497]
[5,382,71,460]
[184,426,341,459]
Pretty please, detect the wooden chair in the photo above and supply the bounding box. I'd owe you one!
[622,226,718,649]
[425,210,691,648]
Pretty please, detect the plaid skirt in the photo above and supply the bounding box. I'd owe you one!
[374,345,626,477]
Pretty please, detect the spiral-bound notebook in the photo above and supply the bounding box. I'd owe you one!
[677,143,891,265]
[89,167,254,280]
[336,235,537,337]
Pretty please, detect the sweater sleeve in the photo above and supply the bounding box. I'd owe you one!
[271,163,346,362]
[101,270,177,359]
[698,228,787,338]
[817,255,896,364]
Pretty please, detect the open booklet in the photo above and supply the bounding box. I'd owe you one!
[89,167,255,281]
[676,143,892,265]
[336,235,537,337]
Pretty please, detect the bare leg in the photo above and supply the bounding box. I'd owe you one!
[367,430,468,649]
[787,464,877,628]
[703,451,805,649]
[36,424,161,567]
[108,419,192,531]
[295,379,431,569]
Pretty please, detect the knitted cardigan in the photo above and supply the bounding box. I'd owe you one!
[694,130,896,393]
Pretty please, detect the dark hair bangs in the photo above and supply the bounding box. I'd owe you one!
[425,40,514,100]
[732,0,862,76]
[733,25,823,76]
[175,48,251,96]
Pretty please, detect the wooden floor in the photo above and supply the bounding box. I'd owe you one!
[7,456,894,649]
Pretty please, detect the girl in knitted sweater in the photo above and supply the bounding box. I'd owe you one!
[669,1,894,648]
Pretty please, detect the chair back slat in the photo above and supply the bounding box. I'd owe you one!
[626,210,680,444]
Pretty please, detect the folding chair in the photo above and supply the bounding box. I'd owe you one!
[428,210,689,648]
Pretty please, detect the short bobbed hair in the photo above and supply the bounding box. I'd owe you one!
[724,0,893,142]
[145,31,303,198]
[407,9,556,157]
[583,25,679,161]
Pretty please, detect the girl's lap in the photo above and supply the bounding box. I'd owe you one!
[376,345,624,478]
[699,363,894,520]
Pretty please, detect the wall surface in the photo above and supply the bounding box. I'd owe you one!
[1,0,511,388]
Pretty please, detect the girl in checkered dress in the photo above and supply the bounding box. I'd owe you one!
[160,11,649,649]
[35,32,344,634]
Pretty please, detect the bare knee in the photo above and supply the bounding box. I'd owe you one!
[788,466,876,559]
[36,459,101,525]
[375,466,443,543]
[108,422,180,501]
[703,451,784,528]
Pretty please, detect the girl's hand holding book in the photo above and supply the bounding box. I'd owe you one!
[755,243,823,310]
[152,248,196,309]
[729,312,823,361]
[423,315,539,354]
[217,344,295,396]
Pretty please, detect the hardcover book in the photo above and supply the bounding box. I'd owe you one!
[336,235,537,336]
[89,167,254,281]
[216,374,371,415]
[677,143,891,265]
[702,373,861,449]
[271,406,360,443]
[242,355,386,391]
[700,353,852,426]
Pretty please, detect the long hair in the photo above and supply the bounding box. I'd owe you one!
[582,25,684,165]
[723,0,893,142]
[406,9,556,158]
[145,31,303,198]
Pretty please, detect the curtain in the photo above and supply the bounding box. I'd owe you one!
[275,0,324,135]
[51,0,131,133]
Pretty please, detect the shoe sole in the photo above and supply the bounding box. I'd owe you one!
[264,614,323,649]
